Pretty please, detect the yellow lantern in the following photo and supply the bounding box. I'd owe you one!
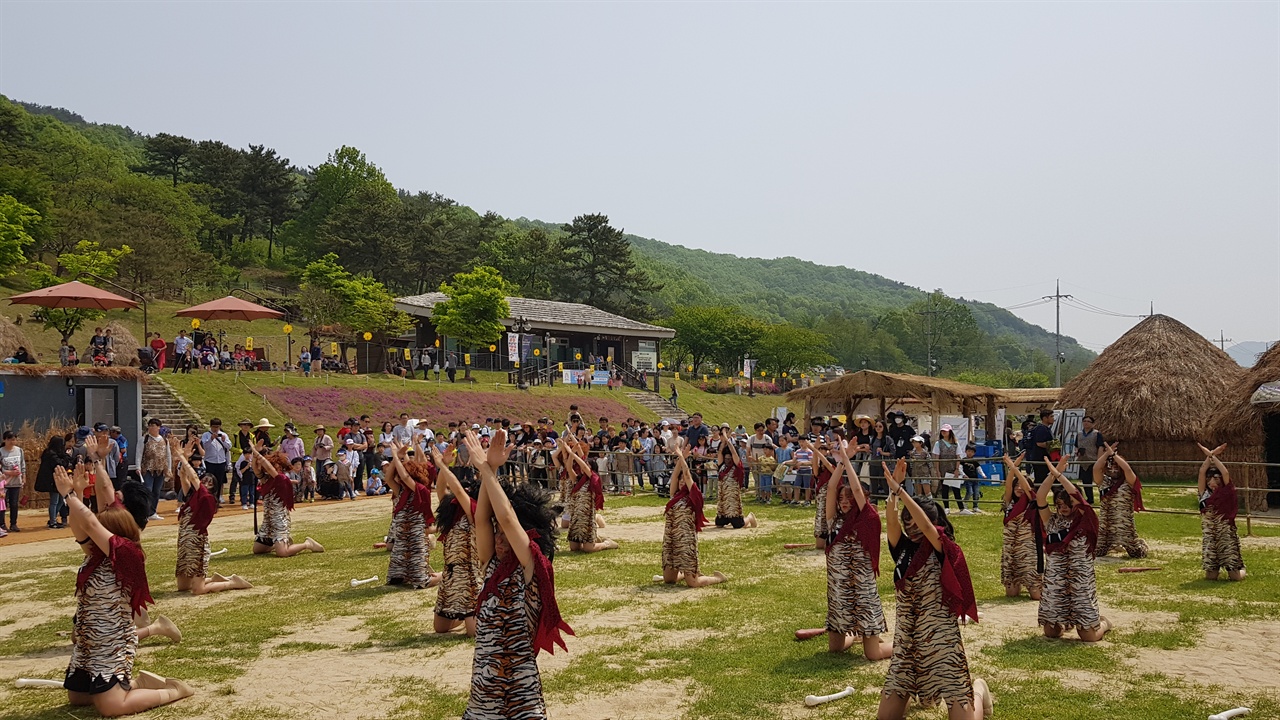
[489,344,496,352]
[434,338,440,347]
[533,348,541,356]
[782,372,788,378]
[558,362,564,371]
[190,318,200,329]
[575,353,582,360]
[801,373,807,379]
[283,323,293,335]
[403,347,411,360]
[715,368,720,375]
[760,370,766,377]
[330,342,338,355]
[657,362,664,369]
[686,365,692,372]
[514,361,520,368]
[464,353,471,365]
[245,337,254,351]
[703,374,708,382]
[362,332,372,341]
[674,372,680,380]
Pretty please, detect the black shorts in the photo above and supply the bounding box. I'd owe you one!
[64,668,126,695]
[715,515,745,529]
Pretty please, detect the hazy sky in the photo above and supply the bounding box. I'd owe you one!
[2,1,1276,351]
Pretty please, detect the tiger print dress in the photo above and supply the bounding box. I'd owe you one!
[662,495,700,577]
[1096,477,1147,558]
[1000,500,1042,594]
[825,512,887,639]
[65,539,148,695]
[176,483,216,579]
[716,462,744,522]
[1037,512,1101,632]
[813,471,831,539]
[566,476,598,545]
[256,481,292,547]
[1200,489,1245,574]
[437,511,481,619]
[883,539,973,710]
[387,504,432,588]
[464,559,546,720]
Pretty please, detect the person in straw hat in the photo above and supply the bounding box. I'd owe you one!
[252,418,276,452]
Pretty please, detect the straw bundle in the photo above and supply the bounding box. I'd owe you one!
[6,420,77,510]
[1208,342,1280,512]
[105,321,140,367]
[0,316,32,360]
[1057,315,1244,479]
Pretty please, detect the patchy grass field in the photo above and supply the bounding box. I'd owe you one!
[2,488,1278,720]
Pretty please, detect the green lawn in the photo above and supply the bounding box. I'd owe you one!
[1,492,1277,720]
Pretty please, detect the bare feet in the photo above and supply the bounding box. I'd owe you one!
[304,537,325,553]
[745,513,758,528]
[427,573,442,588]
[973,677,993,718]
[133,671,168,690]
[795,628,826,641]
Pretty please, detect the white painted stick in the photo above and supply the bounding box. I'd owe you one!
[209,548,228,557]
[804,686,855,707]
[15,678,64,689]
[653,575,665,582]
[1210,708,1251,720]
[350,576,379,587]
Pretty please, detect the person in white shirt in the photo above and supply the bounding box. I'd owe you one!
[200,419,233,503]
[392,413,414,446]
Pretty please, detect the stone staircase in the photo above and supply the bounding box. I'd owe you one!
[141,377,204,430]
[625,392,688,421]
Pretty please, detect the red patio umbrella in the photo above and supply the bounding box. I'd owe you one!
[175,296,284,322]
[7,280,140,310]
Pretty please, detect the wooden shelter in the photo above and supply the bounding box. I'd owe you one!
[1057,314,1244,480]
[785,370,1003,433]
[1208,342,1280,512]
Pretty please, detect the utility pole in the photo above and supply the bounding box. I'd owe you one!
[1215,331,1232,351]
[1043,280,1073,387]
[915,294,945,377]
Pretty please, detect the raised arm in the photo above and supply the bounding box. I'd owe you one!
[836,442,867,510]
[887,459,942,551]
[1044,456,1078,495]
[1001,453,1026,505]
[464,431,534,578]
[824,451,846,525]
[1106,444,1138,486]
[55,464,114,555]
[169,436,199,495]
[883,459,907,546]
[671,445,693,493]
[1198,443,1230,489]
[82,435,116,514]
[431,445,475,523]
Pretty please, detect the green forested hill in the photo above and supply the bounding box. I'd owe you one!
[1,95,1090,384]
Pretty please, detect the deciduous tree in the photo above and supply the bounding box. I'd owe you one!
[432,266,511,380]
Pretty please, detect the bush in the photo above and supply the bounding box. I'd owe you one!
[697,379,782,395]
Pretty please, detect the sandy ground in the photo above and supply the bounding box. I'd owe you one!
[1128,620,1280,693]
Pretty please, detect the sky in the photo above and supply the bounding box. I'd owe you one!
[1,1,1276,352]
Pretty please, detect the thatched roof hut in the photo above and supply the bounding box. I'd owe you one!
[1208,342,1280,512]
[105,321,140,366]
[786,370,1003,432]
[1057,314,1244,480]
[0,316,32,360]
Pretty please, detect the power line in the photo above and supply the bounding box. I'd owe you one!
[1043,280,1072,387]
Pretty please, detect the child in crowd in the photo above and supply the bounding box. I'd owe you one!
[366,468,389,495]
[299,456,316,502]
[335,448,356,500]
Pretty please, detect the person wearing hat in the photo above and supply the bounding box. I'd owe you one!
[887,412,915,461]
[280,424,305,464]
[252,419,276,453]
[312,425,333,464]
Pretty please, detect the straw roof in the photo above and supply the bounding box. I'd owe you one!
[998,387,1060,405]
[786,370,1000,411]
[1057,314,1243,442]
[0,365,146,381]
[1208,342,1280,446]
[0,316,32,359]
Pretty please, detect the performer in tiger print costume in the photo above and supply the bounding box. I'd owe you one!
[430,444,482,636]
[814,448,890,659]
[660,447,726,587]
[1197,444,1246,581]
[385,444,439,589]
[999,454,1042,600]
[1092,444,1147,559]
[714,428,757,531]
[1038,457,1112,642]
[461,429,572,720]
[811,446,834,549]
[558,440,618,553]
[248,445,324,557]
[53,460,195,717]
[170,437,252,595]
[879,458,992,720]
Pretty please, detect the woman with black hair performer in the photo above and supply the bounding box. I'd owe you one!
[248,444,324,557]
[714,427,757,530]
[429,444,482,635]
[558,439,619,553]
[170,436,252,595]
[879,458,991,720]
[1037,456,1111,642]
[1197,443,1245,581]
[998,454,1042,600]
[54,462,194,717]
[660,445,727,588]
[384,442,439,589]
[798,443,891,658]
[463,429,573,720]
[1093,443,1148,558]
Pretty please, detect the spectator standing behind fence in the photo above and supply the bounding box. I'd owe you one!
[1029,409,1056,485]
[1074,416,1103,504]
[140,418,173,521]
[201,419,232,504]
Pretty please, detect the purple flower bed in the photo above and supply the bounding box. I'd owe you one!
[259,387,635,428]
